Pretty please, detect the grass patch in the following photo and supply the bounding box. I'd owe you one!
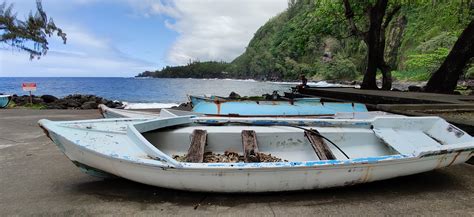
[392,70,430,82]
[7,101,16,108]
[455,85,473,96]
[20,103,47,110]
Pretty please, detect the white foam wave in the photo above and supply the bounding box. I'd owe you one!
[198,78,257,82]
[223,78,257,82]
[308,81,347,87]
[123,102,180,109]
[269,80,351,87]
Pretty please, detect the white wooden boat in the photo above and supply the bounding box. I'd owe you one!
[98,104,394,120]
[98,104,163,119]
[38,116,473,192]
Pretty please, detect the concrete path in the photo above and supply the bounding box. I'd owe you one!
[0,109,473,216]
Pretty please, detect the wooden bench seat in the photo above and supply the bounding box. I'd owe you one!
[305,130,336,160]
[185,129,208,163]
[241,130,260,162]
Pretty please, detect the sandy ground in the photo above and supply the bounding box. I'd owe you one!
[0,109,473,216]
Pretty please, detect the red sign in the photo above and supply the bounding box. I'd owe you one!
[22,83,37,92]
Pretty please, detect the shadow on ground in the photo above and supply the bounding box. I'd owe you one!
[71,169,465,209]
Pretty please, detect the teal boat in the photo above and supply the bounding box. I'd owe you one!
[189,95,368,116]
[0,95,11,108]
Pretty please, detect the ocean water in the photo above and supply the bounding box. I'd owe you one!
[0,77,345,108]
[0,77,302,104]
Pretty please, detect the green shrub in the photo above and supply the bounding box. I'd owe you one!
[466,66,474,79]
[415,32,458,53]
[405,47,449,73]
[316,58,357,80]
[392,70,431,81]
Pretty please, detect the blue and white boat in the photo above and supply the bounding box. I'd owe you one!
[39,115,473,192]
[190,95,368,116]
[0,95,12,108]
[99,104,391,120]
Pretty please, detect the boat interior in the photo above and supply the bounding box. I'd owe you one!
[140,117,471,163]
[142,125,398,162]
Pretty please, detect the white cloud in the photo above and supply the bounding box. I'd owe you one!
[0,49,154,77]
[65,26,109,49]
[137,0,288,65]
[0,25,155,77]
[1,0,288,77]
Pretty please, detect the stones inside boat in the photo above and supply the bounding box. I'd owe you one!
[173,151,286,163]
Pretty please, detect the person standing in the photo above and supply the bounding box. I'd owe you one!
[297,74,309,90]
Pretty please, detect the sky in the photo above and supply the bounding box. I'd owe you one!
[0,0,287,77]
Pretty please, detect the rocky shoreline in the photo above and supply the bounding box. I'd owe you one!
[2,79,471,110]
[8,94,123,109]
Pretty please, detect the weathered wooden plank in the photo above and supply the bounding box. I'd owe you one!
[185,129,207,163]
[305,130,336,160]
[241,130,260,162]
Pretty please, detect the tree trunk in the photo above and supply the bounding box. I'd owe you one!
[362,52,379,89]
[385,15,407,69]
[425,18,474,93]
[380,63,392,90]
[343,0,398,90]
[360,0,389,90]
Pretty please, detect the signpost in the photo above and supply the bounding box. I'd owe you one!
[22,83,37,104]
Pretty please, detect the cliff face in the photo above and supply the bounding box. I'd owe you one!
[229,0,473,81]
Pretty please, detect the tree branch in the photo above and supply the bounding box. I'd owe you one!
[382,5,401,31]
[0,0,66,59]
[342,0,365,39]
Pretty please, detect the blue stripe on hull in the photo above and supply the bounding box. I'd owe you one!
[190,96,367,116]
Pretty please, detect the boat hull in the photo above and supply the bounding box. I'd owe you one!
[0,95,11,108]
[190,96,368,116]
[99,104,393,120]
[47,127,472,192]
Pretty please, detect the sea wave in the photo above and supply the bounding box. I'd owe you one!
[269,80,353,87]
[131,77,351,87]
[123,102,180,109]
[199,78,258,82]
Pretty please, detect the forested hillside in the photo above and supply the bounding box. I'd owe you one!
[139,0,473,82]
[230,0,473,81]
[137,61,229,78]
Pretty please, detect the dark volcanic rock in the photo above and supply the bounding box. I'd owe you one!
[408,85,422,92]
[228,91,241,99]
[66,100,81,108]
[12,95,34,105]
[105,101,115,108]
[171,102,192,111]
[32,97,43,104]
[8,93,122,110]
[81,101,98,109]
[41,95,58,103]
[113,101,124,108]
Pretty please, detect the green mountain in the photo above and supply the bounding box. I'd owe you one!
[139,0,473,81]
